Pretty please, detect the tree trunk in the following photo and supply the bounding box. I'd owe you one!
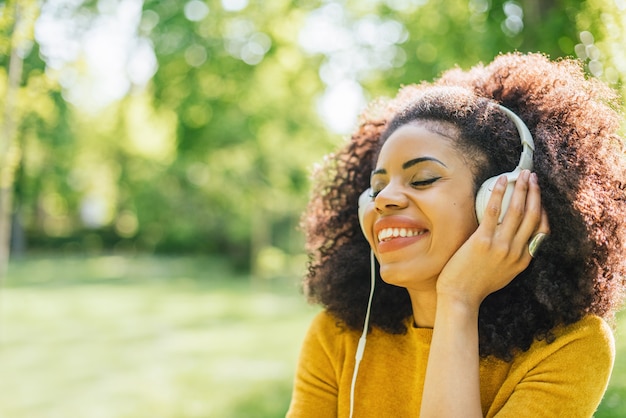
[0,1,29,281]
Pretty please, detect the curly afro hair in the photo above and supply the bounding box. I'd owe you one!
[301,52,626,361]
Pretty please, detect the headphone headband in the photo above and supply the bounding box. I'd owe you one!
[496,104,534,171]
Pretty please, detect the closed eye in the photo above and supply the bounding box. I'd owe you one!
[411,177,441,187]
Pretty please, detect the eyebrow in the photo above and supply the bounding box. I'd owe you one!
[371,156,447,176]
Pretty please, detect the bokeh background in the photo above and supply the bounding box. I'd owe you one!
[0,0,625,417]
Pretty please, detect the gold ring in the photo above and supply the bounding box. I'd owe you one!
[528,232,547,258]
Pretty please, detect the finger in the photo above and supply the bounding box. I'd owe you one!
[499,169,533,237]
[479,175,509,232]
[538,207,550,235]
[526,208,551,258]
[516,173,548,259]
[514,172,543,239]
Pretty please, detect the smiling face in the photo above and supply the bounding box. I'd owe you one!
[360,121,480,291]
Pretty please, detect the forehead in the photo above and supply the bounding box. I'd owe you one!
[376,121,462,165]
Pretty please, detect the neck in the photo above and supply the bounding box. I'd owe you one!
[407,287,438,328]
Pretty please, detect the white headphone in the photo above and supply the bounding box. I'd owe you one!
[350,104,534,417]
[475,105,535,223]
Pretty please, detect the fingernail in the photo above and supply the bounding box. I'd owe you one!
[530,172,538,184]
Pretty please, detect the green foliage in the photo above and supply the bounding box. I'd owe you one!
[2,0,625,269]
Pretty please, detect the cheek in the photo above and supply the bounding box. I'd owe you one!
[458,197,479,228]
[437,197,478,245]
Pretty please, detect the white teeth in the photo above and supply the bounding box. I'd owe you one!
[377,227,425,242]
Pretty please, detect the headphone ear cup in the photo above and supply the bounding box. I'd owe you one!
[475,171,519,224]
[358,189,372,235]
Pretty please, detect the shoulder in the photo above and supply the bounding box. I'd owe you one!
[482,316,615,416]
[308,310,347,333]
[552,315,614,352]
[305,310,355,342]
[301,310,360,358]
[518,315,614,371]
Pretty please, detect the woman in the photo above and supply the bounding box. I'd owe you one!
[287,53,626,417]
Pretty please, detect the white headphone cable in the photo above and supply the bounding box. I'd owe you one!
[348,249,376,418]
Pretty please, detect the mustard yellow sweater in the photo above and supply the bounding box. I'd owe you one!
[287,311,614,417]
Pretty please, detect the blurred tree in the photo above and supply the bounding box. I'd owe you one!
[134,0,334,269]
[576,0,626,102]
[2,0,624,276]
[138,0,626,273]
[0,0,40,279]
[309,0,615,99]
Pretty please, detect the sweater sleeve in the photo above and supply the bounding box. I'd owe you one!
[487,315,615,418]
[286,311,345,418]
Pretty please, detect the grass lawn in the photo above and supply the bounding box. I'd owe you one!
[0,255,319,418]
[0,254,624,417]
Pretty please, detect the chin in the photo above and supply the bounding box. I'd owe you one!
[379,264,437,291]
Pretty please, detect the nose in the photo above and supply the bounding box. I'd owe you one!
[374,182,409,213]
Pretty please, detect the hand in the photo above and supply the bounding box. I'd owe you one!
[436,170,550,308]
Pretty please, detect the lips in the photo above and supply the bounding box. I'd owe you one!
[374,216,429,253]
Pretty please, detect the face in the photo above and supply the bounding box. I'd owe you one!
[360,122,479,290]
